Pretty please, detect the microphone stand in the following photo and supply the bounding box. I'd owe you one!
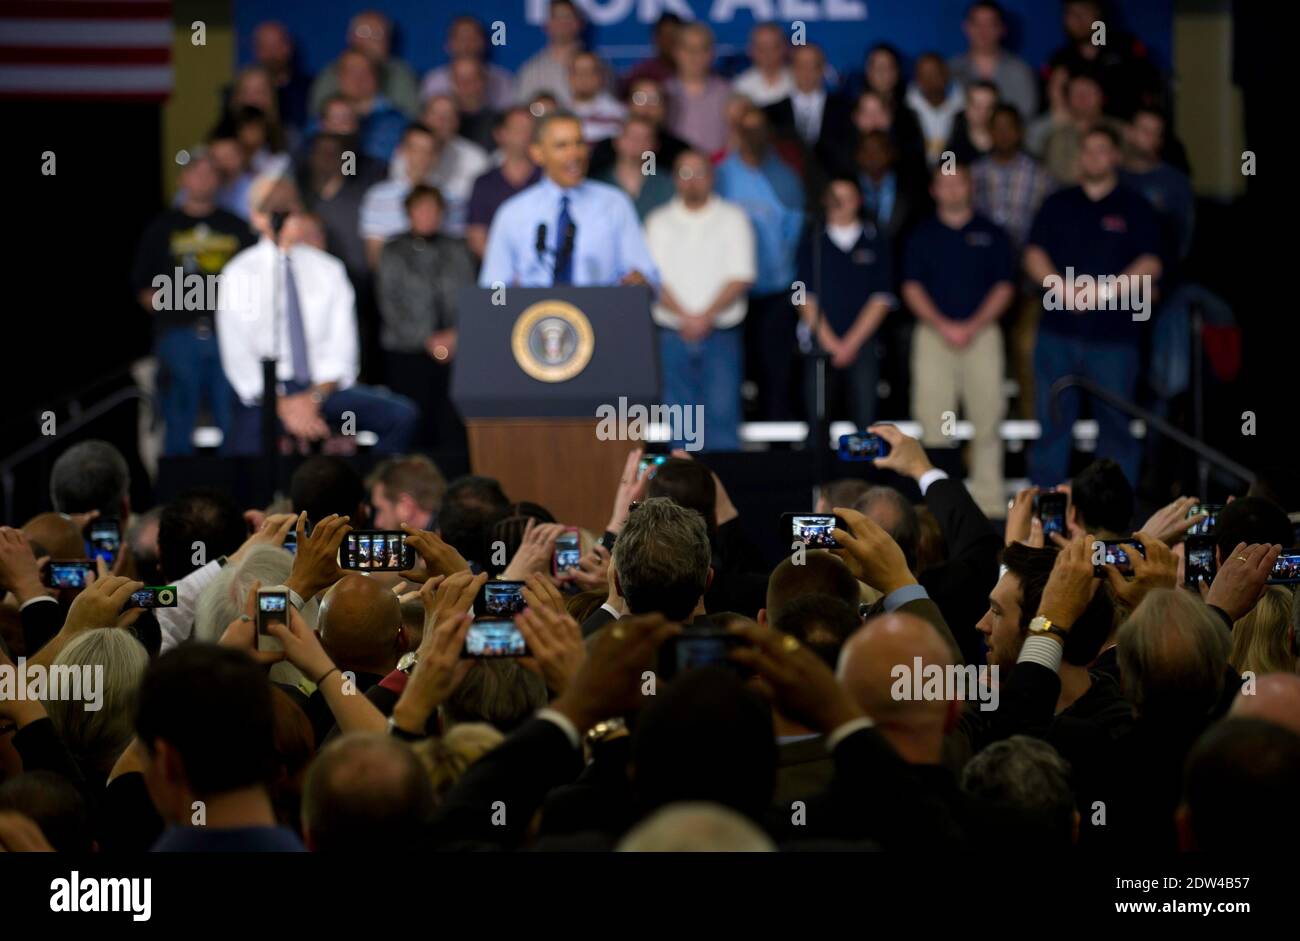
[808,208,832,490]
[260,233,284,503]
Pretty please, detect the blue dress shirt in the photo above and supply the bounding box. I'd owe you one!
[478,176,660,289]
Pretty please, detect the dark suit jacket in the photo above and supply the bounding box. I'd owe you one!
[21,596,65,656]
[918,477,1003,666]
[773,734,834,806]
[764,92,855,198]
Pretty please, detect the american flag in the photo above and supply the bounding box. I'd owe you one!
[0,0,174,100]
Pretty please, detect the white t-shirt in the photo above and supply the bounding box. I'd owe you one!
[645,195,756,330]
[732,67,793,107]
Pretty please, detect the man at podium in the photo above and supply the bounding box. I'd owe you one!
[479,111,660,289]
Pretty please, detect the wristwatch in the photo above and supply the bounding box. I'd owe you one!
[387,715,425,742]
[584,717,627,747]
[1028,615,1070,642]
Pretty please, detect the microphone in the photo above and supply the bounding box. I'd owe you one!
[535,223,548,259]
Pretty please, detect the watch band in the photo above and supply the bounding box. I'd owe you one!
[387,716,425,741]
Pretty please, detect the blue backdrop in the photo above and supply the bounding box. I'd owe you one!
[234,0,1173,87]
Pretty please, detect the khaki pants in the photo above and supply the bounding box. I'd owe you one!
[911,322,1005,514]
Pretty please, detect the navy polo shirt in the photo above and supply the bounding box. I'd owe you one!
[902,212,1014,322]
[1027,183,1162,339]
[796,222,894,335]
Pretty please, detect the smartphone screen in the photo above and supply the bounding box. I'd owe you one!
[837,432,890,461]
[1186,503,1223,537]
[283,531,297,555]
[462,621,528,658]
[47,560,94,589]
[476,580,527,618]
[1184,537,1217,587]
[126,586,178,609]
[785,513,843,549]
[659,631,750,681]
[257,590,289,638]
[1100,540,1146,575]
[87,519,121,567]
[1267,551,1300,585]
[1037,492,1068,539]
[340,531,413,571]
[637,454,668,477]
[553,528,581,576]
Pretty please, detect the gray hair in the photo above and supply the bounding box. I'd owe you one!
[1117,588,1229,719]
[440,660,547,734]
[961,735,1076,845]
[617,802,774,852]
[613,496,711,621]
[50,440,130,516]
[194,544,314,686]
[46,629,149,774]
[855,486,919,571]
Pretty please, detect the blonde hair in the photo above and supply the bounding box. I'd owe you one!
[412,722,504,801]
[46,629,149,774]
[1229,586,1296,676]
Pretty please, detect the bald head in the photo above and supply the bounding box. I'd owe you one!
[838,612,957,763]
[318,574,403,675]
[1231,673,1300,736]
[22,513,84,560]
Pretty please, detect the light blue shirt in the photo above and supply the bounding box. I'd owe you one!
[714,153,804,296]
[478,176,660,289]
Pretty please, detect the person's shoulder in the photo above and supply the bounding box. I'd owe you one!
[970,211,1006,236]
[712,196,751,226]
[644,198,676,231]
[222,239,264,273]
[584,178,637,211]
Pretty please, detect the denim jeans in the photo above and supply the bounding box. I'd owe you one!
[155,324,232,456]
[1030,330,1140,487]
[658,325,743,451]
[224,384,419,456]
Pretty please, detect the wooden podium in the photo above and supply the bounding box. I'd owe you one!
[452,287,660,534]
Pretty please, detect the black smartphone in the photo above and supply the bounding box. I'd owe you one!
[837,432,891,461]
[783,513,845,549]
[1184,535,1218,588]
[475,580,527,619]
[1098,539,1146,576]
[1267,551,1300,585]
[1035,491,1068,540]
[462,621,529,658]
[125,585,178,609]
[339,531,414,571]
[86,518,121,567]
[1186,503,1223,537]
[553,527,581,577]
[44,559,95,589]
[283,530,297,556]
[256,588,289,647]
[657,628,752,681]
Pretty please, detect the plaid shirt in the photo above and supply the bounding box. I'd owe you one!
[971,152,1052,254]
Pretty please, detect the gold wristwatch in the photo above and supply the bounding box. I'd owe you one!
[1028,615,1070,642]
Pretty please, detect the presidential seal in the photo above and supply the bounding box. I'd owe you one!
[511,300,595,382]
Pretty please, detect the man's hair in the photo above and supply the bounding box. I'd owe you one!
[962,736,1075,847]
[766,552,861,622]
[1214,496,1293,558]
[966,0,1005,19]
[1083,123,1121,149]
[135,644,279,796]
[613,497,711,621]
[0,771,92,852]
[403,183,444,212]
[401,121,435,145]
[1116,589,1230,720]
[1182,718,1300,851]
[47,629,149,774]
[368,454,447,516]
[1000,542,1115,665]
[494,105,534,129]
[158,487,248,582]
[618,802,775,852]
[532,108,582,145]
[487,501,557,575]
[1071,458,1133,534]
[770,594,862,669]
[290,456,365,525]
[301,732,435,852]
[437,475,509,566]
[991,102,1023,127]
[632,667,776,821]
[647,458,717,532]
[50,440,130,516]
[442,660,548,734]
[856,486,920,572]
[820,478,870,511]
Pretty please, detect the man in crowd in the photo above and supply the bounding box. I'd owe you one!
[764,44,855,195]
[646,151,756,452]
[1042,69,1126,184]
[516,0,586,106]
[359,123,441,269]
[1121,106,1195,267]
[947,1,1038,119]
[733,22,793,108]
[569,52,627,144]
[248,21,312,132]
[367,455,446,531]
[420,16,515,110]
[901,164,1016,516]
[465,107,540,259]
[217,176,418,455]
[664,23,732,159]
[309,10,419,119]
[1024,125,1162,488]
[446,57,499,152]
[324,49,409,163]
[132,148,256,455]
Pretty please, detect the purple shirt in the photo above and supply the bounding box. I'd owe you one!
[467,164,542,229]
[664,76,731,157]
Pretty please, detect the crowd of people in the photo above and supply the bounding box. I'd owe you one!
[129,0,1198,517]
[0,428,1296,854]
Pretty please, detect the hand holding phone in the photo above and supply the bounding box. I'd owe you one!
[256,588,290,648]
[1035,491,1068,540]
[552,527,582,578]
[837,432,890,462]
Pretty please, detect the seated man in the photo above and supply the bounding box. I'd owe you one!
[216,175,418,455]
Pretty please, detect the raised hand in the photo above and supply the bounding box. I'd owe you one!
[831,505,915,594]
[286,512,351,601]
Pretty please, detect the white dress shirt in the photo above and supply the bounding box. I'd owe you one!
[217,239,359,406]
[790,88,827,144]
[479,176,660,289]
